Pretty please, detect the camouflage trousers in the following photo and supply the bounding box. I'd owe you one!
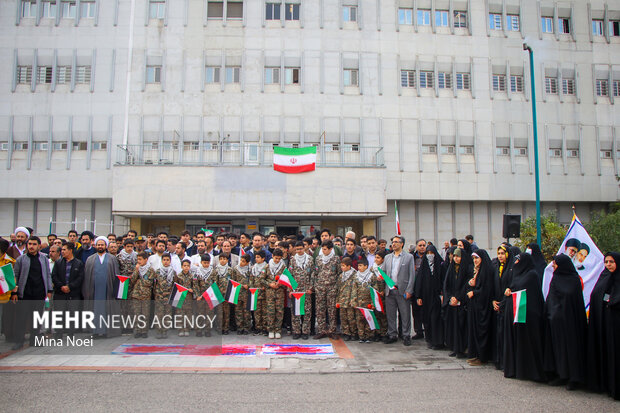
[253,298,266,331]
[356,310,372,340]
[292,293,313,335]
[375,309,388,336]
[132,299,151,334]
[195,300,213,333]
[154,299,170,333]
[219,302,231,332]
[120,298,132,328]
[265,287,285,333]
[178,301,193,333]
[315,285,338,335]
[235,293,251,332]
[340,307,357,336]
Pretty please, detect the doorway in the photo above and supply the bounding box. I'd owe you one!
[276,226,299,237]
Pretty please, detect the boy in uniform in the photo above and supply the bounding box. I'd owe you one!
[231,254,252,335]
[250,250,268,335]
[193,254,214,337]
[312,240,341,339]
[263,248,286,339]
[336,257,358,341]
[354,256,374,343]
[371,250,388,340]
[130,252,157,338]
[215,253,233,334]
[289,241,313,339]
[154,253,175,339]
[173,259,195,336]
[117,238,137,334]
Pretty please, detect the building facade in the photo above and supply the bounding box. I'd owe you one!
[1,0,619,250]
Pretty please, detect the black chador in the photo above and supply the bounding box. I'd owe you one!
[466,249,495,363]
[414,245,445,349]
[443,248,472,357]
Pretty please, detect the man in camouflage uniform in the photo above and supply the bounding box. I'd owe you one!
[193,254,215,337]
[289,241,313,339]
[371,250,388,340]
[154,253,175,338]
[249,250,268,335]
[312,240,341,339]
[337,257,358,341]
[129,252,156,338]
[117,238,137,334]
[262,249,286,339]
[231,254,252,334]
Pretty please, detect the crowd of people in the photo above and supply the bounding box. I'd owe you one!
[0,226,618,400]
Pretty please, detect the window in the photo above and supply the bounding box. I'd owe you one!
[453,11,467,28]
[549,149,562,158]
[558,18,570,34]
[419,71,433,88]
[0,143,9,151]
[417,9,430,26]
[592,20,604,36]
[600,150,612,159]
[441,145,455,154]
[33,142,48,151]
[61,0,76,18]
[610,21,620,36]
[324,143,339,152]
[492,74,506,91]
[567,149,579,158]
[343,5,357,22]
[562,78,575,95]
[149,0,165,19]
[37,66,53,84]
[422,145,436,154]
[459,146,474,155]
[56,66,71,84]
[285,67,300,84]
[398,8,413,25]
[80,0,95,18]
[510,75,523,93]
[226,67,240,83]
[343,69,358,86]
[205,66,220,83]
[435,10,449,27]
[72,142,87,151]
[544,77,558,94]
[516,148,528,157]
[41,1,58,18]
[17,66,32,84]
[183,142,199,151]
[285,3,299,21]
[227,1,243,19]
[265,3,280,20]
[541,17,553,33]
[496,147,510,156]
[456,73,470,90]
[506,14,520,31]
[75,66,91,84]
[437,72,451,89]
[91,142,107,150]
[146,66,161,84]
[596,79,608,96]
[264,67,280,84]
[13,143,28,151]
[208,1,224,19]
[614,80,620,97]
[489,13,502,30]
[52,142,67,150]
[21,1,37,18]
[401,70,415,88]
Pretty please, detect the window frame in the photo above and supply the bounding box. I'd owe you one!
[492,74,506,92]
[400,70,416,88]
[453,11,467,28]
[592,19,604,36]
[265,2,280,20]
[146,65,162,84]
[506,14,520,31]
[226,66,241,84]
[205,66,220,84]
[284,67,300,85]
[417,9,431,26]
[455,72,470,90]
[489,13,502,30]
[284,3,300,21]
[264,67,280,85]
[541,16,553,33]
[343,68,359,87]
[398,8,413,25]
[419,71,434,89]
[544,77,558,94]
[435,10,449,27]
[595,79,608,97]
[343,5,357,22]
[510,75,524,93]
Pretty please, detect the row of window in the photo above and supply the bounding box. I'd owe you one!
[2,141,106,151]
[16,65,91,85]
[21,0,95,19]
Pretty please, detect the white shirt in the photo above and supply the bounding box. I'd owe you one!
[97,253,106,264]
[390,252,402,282]
[147,253,163,271]
[191,252,214,267]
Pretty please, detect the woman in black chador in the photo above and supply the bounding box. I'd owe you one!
[465,249,495,366]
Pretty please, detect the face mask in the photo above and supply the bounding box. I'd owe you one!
[525,248,532,255]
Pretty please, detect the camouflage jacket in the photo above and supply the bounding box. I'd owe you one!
[312,254,341,288]
[174,270,194,300]
[130,266,156,300]
[288,254,313,292]
[192,266,216,297]
[371,265,387,296]
[117,250,137,277]
[261,260,286,289]
[154,266,175,300]
[353,270,374,308]
[213,265,233,295]
[337,269,358,308]
[249,263,267,300]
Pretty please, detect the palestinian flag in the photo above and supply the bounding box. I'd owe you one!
[0,264,16,294]
[376,267,395,289]
[273,146,316,174]
[277,268,298,290]
[369,287,383,312]
[356,307,379,330]
[292,292,306,316]
[512,289,527,324]
[116,275,131,299]
[202,283,224,310]
[395,201,401,235]
[225,280,241,305]
[168,283,189,309]
[247,288,259,311]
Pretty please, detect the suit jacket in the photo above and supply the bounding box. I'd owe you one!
[383,250,416,296]
[13,252,53,299]
[51,257,85,298]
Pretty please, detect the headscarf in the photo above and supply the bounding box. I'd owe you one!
[426,244,443,273]
[94,236,109,247]
[14,227,30,238]
[497,245,509,278]
[553,254,579,278]
[526,242,547,277]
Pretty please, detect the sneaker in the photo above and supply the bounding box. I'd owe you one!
[268,332,275,339]
[359,339,365,343]
[178,331,184,337]
[275,332,281,339]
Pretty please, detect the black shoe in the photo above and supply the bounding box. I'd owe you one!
[342,334,351,341]
[548,378,567,387]
[196,331,203,337]
[292,334,300,339]
[432,344,446,350]
[448,352,457,357]
[301,334,309,340]
[141,333,148,338]
[11,342,24,351]
[383,336,397,344]
[412,333,424,340]
[566,382,579,391]
[222,330,229,335]
[456,352,467,359]
[134,333,141,338]
[204,331,211,337]
[330,333,340,340]
[237,330,243,335]
[313,333,327,340]
[403,337,412,346]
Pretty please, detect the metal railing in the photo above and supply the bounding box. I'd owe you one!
[115,143,385,167]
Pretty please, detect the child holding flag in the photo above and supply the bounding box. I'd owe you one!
[154,253,175,339]
[193,254,215,337]
[371,250,388,340]
[263,248,286,339]
[289,241,314,340]
[336,257,358,341]
[215,253,233,334]
[232,254,252,335]
[354,257,374,343]
[173,259,195,336]
[250,250,268,335]
[129,252,157,338]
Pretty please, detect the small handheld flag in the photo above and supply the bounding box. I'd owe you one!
[0,264,16,294]
[278,268,298,290]
[116,275,131,299]
[168,283,189,309]
[512,289,527,324]
[225,280,242,305]
[369,287,383,312]
[247,288,259,311]
[356,307,379,330]
[377,267,395,289]
[292,292,306,316]
[202,283,224,310]
[395,201,401,235]
[44,296,50,309]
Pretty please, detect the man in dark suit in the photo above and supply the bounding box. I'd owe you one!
[383,235,416,346]
[51,241,85,338]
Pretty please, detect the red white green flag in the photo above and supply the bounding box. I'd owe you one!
[395,201,401,235]
[168,283,189,309]
[277,268,298,290]
[45,296,50,309]
[273,146,317,174]
[292,292,306,316]
[512,289,527,324]
[116,275,131,299]
[369,287,383,312]
[202,283,224,310]
[376,267,396,289]
[356,307,379,330]
[225,280,242,305]
[246,288,259,311]
[0,264,16,294]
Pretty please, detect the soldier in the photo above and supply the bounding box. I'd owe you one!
[231,254,252,335]
[263,248,286,339]
[354,256,374,343]
[215,253,233,334]
[289,241,313,340]
[336,257,358,341]
[129,252,156,338]
[192,254,214,337]
[154,253,175,339]
[250,250,268,336]
[312,240,341,340]
[371,250,388,340]
[173,259,195,336]
[117,238,137,334]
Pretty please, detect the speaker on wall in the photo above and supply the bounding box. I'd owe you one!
[502,214,521,239]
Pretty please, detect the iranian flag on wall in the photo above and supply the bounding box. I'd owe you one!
[273,146,316,173]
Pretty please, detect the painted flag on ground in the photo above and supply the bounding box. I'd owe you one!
[225,280,242,305]
[512,289,527,324]
[356,307,379,330]
[0,264,16,294]
[542,214,605,313]
[369,287,383,312]
[292,292,306,316]
[116,275,131,299]
[168,283,189,309]
[376,267,396,289]
[278,268,299,290]
[247,288,259,311]
[395,201,401,235]
[45,296,50,309]
[202,283,224,310]
[273,146,316,174]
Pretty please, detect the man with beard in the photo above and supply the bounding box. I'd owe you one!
[247,233,272,265]
[75,231,96,264]
[147,240,167,271]
[365,236,379,268]
[7,227,30,259]
[190,239,210,267]
[82,236,121,338]
[51,242,85,339]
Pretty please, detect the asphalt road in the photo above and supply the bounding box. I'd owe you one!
[2,369,617,412]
